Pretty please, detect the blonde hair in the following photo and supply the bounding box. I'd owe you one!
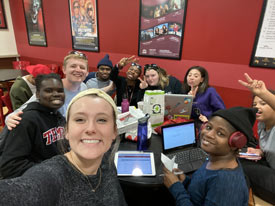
[63,54,88,70]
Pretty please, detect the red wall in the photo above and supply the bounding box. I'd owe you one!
[9,0,275,107]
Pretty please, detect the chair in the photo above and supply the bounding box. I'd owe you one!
[12,61,30,70]
[0,90,13,127]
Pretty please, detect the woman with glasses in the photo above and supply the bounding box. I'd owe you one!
[182,66,225,125]
[137,64,182,102]
[109,56,141,107]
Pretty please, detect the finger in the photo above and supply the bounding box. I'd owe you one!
[238,80,249,87]
[244,73,253,83]
[138,77,144,82]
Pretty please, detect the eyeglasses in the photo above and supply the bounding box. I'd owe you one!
[87,7,93,12]
[74,5,80,9]
[131,63,142,69]
[69,51,87,59]
[144,64,159,74]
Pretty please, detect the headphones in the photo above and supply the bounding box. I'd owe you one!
[200,122,247,149]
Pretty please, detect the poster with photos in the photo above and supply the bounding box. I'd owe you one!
[69,0,99,52]
[0,0,7,29]
[22,0,47,46]
[138,0,187,59]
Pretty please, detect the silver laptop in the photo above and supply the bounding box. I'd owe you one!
[164,94,193,119]
[161,121,208,173]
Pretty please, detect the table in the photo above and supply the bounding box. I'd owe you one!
[0,69,28,91]
[118,134,176,206]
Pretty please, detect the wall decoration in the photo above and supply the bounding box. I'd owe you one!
[0,0,7,29]
[138,0,188,59]
[22,0,47,46]
[250,0,275,68]
[69,0,99,52]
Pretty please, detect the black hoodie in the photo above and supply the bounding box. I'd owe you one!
[0,102,65,179]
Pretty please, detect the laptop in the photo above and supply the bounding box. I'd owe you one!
[161,121,208,173]
[164,94,193,119]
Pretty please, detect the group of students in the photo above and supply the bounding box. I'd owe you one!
[0,50,273,205]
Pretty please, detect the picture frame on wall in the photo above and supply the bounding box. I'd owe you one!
[138,0,188,60]
[68,0,99,52]
[22,0,47,47]
[0,0,7,29]
[250,0,275,69]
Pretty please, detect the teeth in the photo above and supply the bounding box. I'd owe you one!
[203,139,210,145]
[82,139,100,144]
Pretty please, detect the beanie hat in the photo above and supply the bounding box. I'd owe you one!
[97,54,113,69]
[212,107,257,141]
[26,64,51,78]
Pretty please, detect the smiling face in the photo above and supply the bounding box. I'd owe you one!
[66,96,117,161]
[253,96,275,123]
[36,78,65,110]
[126,66,141,81]
[200,116,236,156]
[63,57,88,84]
[97,65,112,81]
[145,69,159,86]
[187,69,204,88]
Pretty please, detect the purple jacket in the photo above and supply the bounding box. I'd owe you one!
[191,87,225,119]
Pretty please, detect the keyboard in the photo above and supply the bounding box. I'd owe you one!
[167,148,208,164]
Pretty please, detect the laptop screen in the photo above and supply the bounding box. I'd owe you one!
[162,121,196,151]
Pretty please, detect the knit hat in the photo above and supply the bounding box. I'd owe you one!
[97,54,113,69]
[66,88,117,121]
[26,64,51,78]
[212,107,257,141]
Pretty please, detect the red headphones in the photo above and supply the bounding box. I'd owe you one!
[200,122,247,149]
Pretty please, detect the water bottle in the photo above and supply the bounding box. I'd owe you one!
[121,97,129,113]
[137,114,150,151]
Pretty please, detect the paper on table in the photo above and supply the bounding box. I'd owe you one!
[161,153,178,172]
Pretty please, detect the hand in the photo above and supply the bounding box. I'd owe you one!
[188,85,198,97]
[103,81,116,93]
[238,73,267,96]
[199,114,208,123]
[118,55,139,69]
[138,76,148,89]
[6,111,23,130]
[247,147,264,157]
[163,167,185,188]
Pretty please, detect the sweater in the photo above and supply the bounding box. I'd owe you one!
[0,155,127,206]
[0,102,65,178]
[169,161,248,206]
[10,76,33,110]
[137,75,183,102]
[191,87,225,120]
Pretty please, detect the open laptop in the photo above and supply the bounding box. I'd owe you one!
[161,121,208,173]
[164,94,193,119]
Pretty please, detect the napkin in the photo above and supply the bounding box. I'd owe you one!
[161,153,178,172]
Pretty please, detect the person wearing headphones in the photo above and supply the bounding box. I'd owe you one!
[163,107,257,206]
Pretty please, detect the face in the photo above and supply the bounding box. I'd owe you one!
[36,79,65,110]
[200,116,235,156]
[97,66,112,81]
[66,96,117,161]
[187,69,204,87]
[145,69,159,86]
[126,66,140,81]
[73,2,80,15]
[63,58,88,84]
[87,4,93,17]
[253,96,275,123]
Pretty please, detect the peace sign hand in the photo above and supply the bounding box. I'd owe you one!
[238,73,267,96]
[138,76,148,89]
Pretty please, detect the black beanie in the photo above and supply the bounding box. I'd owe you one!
[97,54,113,68]
[211,107,257,141]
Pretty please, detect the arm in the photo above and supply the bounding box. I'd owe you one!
[239,73,275,110]
[0,120,36,178]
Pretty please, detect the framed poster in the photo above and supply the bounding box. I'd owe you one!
[250,0,275,68]
[138,0,188,59]
[22,0,47,46]
[0,0,7,29]
[68,0,99,52]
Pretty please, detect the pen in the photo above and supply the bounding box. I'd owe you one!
[159,171,184,176]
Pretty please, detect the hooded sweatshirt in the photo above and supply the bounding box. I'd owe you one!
[0,102,65,179]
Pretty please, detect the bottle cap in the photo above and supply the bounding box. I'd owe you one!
[138,113,150,124]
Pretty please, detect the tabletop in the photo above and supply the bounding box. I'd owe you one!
[118,133,164,187]
[0,69,27,82]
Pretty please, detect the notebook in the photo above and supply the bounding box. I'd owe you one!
[164,94,193,119]
[161,121,208,173]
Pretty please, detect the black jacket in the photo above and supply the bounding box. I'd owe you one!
[0,102,65,179]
